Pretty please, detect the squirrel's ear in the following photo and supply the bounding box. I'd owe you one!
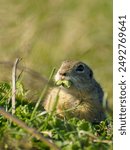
[89,69,93,78]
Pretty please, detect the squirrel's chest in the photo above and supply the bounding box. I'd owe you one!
[45,87,80,111]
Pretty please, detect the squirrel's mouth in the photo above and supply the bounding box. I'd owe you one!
[55,79,72,88]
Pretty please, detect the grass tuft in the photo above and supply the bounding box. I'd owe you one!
[0,81,112,150]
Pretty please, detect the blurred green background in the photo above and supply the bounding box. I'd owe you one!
[0,0,112,107]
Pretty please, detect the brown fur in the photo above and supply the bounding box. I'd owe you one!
[44,60,106,123]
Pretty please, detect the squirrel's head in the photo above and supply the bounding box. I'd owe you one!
[55,60,93,90]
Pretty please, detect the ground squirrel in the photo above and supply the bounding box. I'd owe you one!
[44,60,106,123]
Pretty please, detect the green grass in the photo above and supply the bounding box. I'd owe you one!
[0,81,112,150]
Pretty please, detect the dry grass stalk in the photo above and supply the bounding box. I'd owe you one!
[0,107,60,150]
[12,58,20,115]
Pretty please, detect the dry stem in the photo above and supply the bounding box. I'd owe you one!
[0,107,60,150]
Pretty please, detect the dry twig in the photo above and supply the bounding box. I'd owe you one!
[84,131,112,144]
[0,107,60,150]
[12,58,21,115]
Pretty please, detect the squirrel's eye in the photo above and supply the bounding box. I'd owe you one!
[76,65,84,72]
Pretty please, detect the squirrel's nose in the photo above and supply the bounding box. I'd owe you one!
[59,71,67,76]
